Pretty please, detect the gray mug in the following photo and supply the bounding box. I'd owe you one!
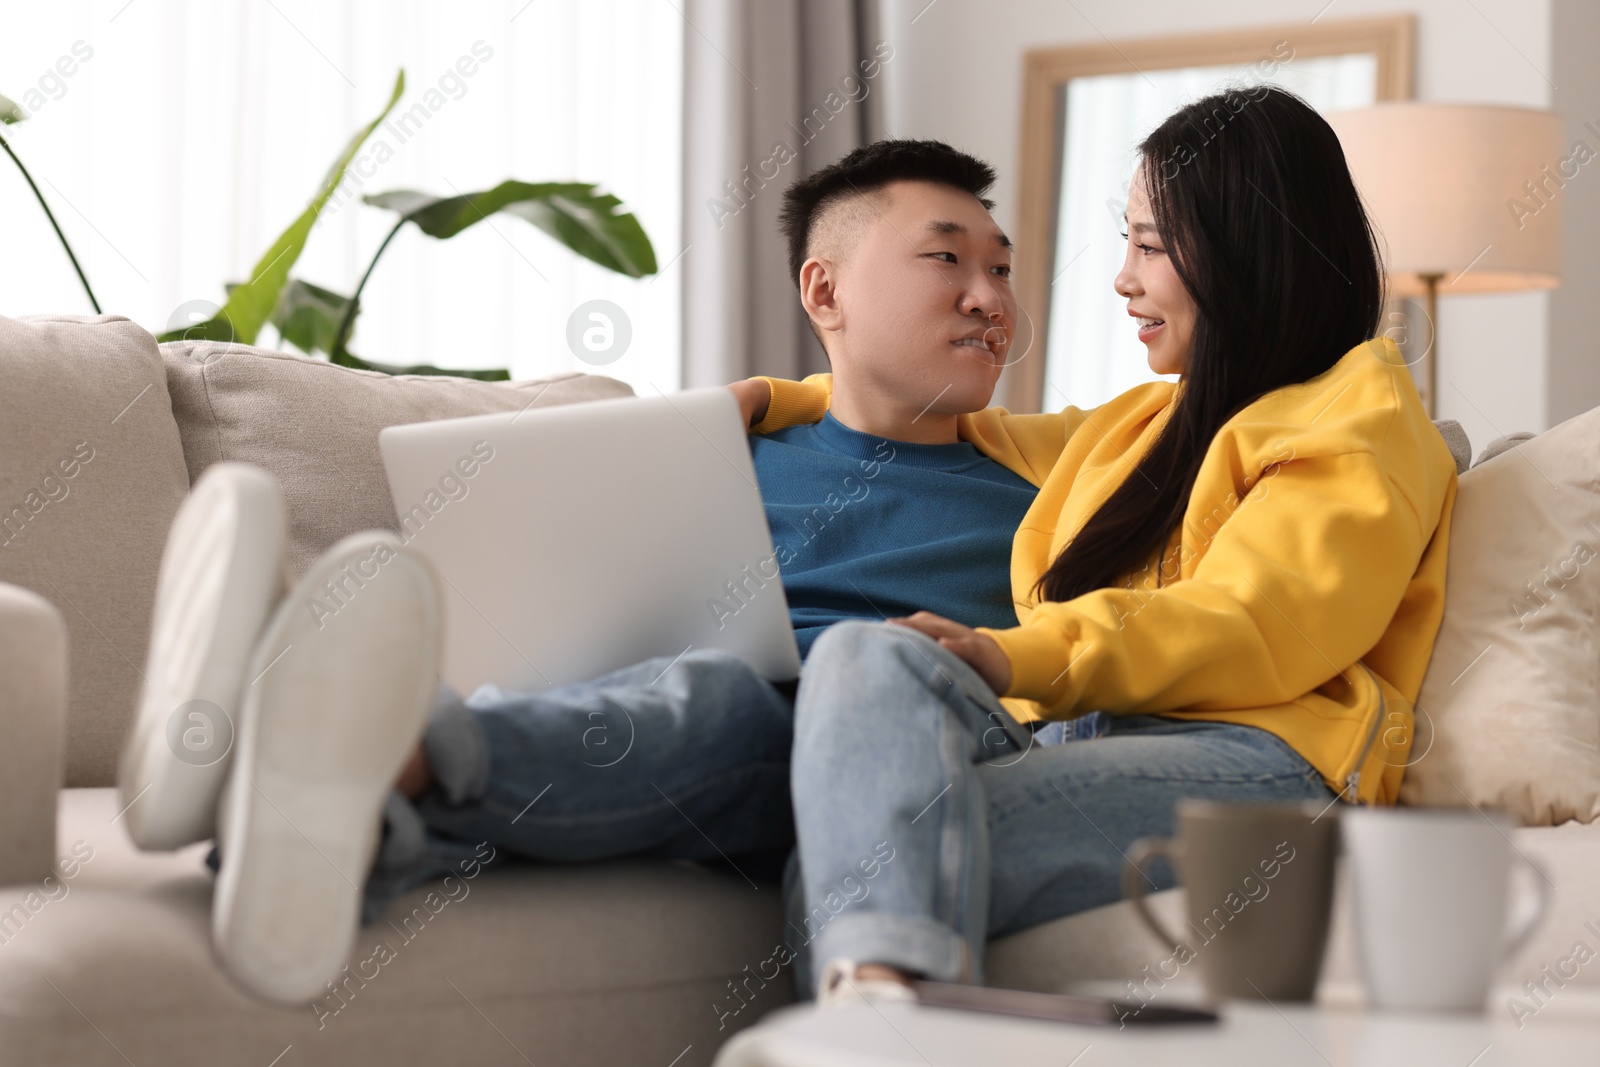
[1124,798,1340,1002]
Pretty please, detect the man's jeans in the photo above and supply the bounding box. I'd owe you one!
[369,647,799,911]
[783,620,1340,994]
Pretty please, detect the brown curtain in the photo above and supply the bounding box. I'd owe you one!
[680,0,887,387]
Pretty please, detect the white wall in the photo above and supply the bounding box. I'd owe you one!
[1549,0,1600,428]
[875,0,1572,444]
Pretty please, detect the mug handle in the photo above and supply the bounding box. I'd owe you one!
[1501,852,1554,963]
[1124,836,1187,955]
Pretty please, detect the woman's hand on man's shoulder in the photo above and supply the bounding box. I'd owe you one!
[726,378,772,429]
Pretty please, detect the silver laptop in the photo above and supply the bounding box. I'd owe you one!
[377,387,801,696]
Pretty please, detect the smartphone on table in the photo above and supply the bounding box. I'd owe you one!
[909,979,1219,1027]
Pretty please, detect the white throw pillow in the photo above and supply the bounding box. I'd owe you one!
[1401,406,1600,824]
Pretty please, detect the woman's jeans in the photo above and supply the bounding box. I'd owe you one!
[784,620,1339,994]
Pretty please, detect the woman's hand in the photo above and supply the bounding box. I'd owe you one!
[888,611,1013,695]
[726,378,772,429]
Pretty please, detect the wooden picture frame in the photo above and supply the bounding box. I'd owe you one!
[1003,15,1415,412]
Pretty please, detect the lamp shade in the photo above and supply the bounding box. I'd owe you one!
[1326,103,1563,296]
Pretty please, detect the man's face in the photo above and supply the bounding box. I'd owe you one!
[811,180,1017,416]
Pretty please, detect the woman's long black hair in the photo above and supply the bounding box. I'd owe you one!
[1032,85,1384,604]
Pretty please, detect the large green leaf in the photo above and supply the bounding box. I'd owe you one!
[157,70,406,344]
[265,277,357,357]
[266,276,508,380]
[363,181,657,277]
[0,93,24,125]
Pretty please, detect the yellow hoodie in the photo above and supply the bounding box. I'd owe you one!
[751,338,1457,806]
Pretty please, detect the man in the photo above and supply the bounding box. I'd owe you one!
[118,139,1052,1002]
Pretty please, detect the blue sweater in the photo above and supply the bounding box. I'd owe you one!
[748,411,1039,659]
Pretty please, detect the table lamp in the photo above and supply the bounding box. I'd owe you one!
[1327,104,1563,416]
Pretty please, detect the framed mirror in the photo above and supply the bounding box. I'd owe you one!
[1005,16,1414,413]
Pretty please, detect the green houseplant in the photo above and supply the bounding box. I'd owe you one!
[4,71,656,379]
[0,89,102,313]
[161,70,657,379]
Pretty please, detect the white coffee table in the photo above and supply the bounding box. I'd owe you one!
[713,995,1600,1066]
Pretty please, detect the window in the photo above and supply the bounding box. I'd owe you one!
[0,1,683,391]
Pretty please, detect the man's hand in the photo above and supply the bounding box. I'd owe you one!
[887,611,1012,695]
[726,379,772,429]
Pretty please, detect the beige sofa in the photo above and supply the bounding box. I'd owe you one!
[0,314,1595,1065]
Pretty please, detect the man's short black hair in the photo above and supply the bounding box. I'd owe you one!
[779,139,998,289]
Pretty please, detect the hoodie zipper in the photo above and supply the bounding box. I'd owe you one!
[1344,662,1386,805]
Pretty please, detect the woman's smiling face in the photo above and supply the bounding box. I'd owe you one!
[1114,165,1198,376]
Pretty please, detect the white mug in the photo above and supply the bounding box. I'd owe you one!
[1343,807,1551,1012]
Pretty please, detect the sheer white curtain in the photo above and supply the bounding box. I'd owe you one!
[0,0,683,393]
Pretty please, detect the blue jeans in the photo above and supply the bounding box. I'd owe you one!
[783,620,1338,994]
[368,647,799,911]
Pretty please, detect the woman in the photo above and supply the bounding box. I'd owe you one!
[746,86,1458,996]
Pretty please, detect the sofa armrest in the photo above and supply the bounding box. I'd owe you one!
[0,582,67,885]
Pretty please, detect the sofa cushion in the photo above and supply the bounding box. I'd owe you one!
[1400,405,1600,824]
[0,790,792,1066]
[161,340,635,580]
[0,315,192,788]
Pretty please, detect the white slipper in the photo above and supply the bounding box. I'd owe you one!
[212,530,440,1004]
[817,958,919,1008]
[118,463,287,851]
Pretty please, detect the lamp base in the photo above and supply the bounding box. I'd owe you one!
[1421,272,1442,419]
